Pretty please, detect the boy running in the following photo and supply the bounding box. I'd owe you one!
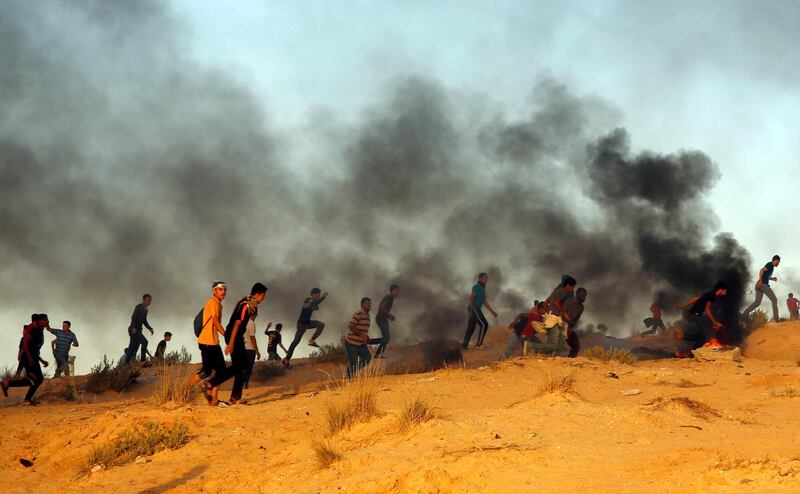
[48,320,79,377]
[462,273,498,349]
[743,255,782,322]
[225,283,268,404]
[266,323,287,360]
[369,284,399,358]
[3,314,49,405]
[284,288,328,368]
[345,297,373,378]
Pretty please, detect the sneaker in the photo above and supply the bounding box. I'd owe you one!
[308,340,320,348]
[282,358,291,369]
[1,377,8,397]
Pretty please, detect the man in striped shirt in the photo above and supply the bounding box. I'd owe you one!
[345,297,372,378]
[47,320,79,377]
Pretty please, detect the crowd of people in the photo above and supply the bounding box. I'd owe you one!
[2,254,792,406]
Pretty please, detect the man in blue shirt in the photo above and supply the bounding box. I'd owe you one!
[461,272,498,349]
[743,255,782,322]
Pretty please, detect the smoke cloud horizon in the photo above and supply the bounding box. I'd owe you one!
[0,1,752,372]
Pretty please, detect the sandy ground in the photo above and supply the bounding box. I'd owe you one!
[2,323,800,493]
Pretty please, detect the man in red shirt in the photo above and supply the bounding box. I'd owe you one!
[787,293,799,320]
[499,301,549,360]
[642,292,667,335]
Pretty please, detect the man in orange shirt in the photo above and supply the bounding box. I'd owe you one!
[193,281,234,406]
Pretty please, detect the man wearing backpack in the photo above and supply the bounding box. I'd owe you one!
[192,281,233,406]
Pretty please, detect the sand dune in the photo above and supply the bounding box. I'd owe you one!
[2,325,800,493]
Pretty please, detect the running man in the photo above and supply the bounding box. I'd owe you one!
[743,255,782,322]
[369,284,399,358]
[3,314,49,405]
[676,281,729,351]
[125,294,155,364]
[345,297,372,378]
[192,281,233,406]
[462,273,498,349]
[48,320,78,377]
[284,288,328,368]
[225,283,268,404]
[642,292,667,336]
[544,276,577,352]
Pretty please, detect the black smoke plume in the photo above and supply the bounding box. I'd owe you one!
[0,2,751,370]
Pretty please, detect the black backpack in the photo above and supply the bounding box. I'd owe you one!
[193,308,210,337]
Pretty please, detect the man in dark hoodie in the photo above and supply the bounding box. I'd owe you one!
[3,314,49,405]
[225,283,268,404]
[124,294,155,364]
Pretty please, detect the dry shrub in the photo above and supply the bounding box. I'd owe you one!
[324,365,382,434]
[310,343,348,363]
[252,361,287,382]
[154,364,200,405]
[85,356,142,393]
[85,421,189,471]
[1,365,15,380]
[647,396,721,419]
[743,309,769,334]
[581,346,637,365]
[537,373,576,396]
[311,438,343,468]
[60,384,77,401]
[398,396,442,432]
[163,346,192,365]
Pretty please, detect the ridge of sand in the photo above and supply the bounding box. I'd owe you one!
[2,332,800,493]
[744,320,800,361]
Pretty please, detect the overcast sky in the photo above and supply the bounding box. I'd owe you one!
[173,0,799,253]
[2,1,799,373]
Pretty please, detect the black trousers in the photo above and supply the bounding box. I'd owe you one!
[286,320,325,360]
[566,330,581,358]
[8,359,44,401]
[368,317,391,356]
[462,306,488,348]
[198,344,234,387]
[229,341,248,401]
[244,349,257,388]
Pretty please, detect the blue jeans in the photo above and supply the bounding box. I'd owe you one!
[345,342,372,378]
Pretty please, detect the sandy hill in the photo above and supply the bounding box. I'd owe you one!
[2,325,800,493]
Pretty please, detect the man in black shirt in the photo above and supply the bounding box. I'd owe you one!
[562,287,587,358]
[125,294,155,364]
[153,332,172,360]
[369,284,399,358]
[3,314,49,405]
[266,323,287,360]
[284,288,328,368]
[743,255,782,322]
[676,281,729,351]
[225,283,268,404]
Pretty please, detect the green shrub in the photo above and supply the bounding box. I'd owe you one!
[743,309,769,334]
